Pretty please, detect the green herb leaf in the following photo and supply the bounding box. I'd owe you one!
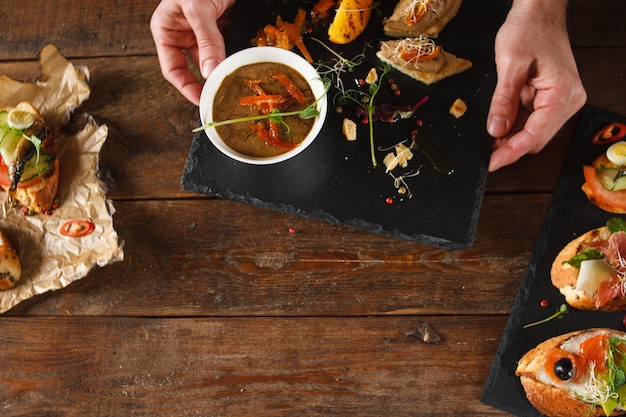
[607,218,626,233]
[299,107,320,119]
[563,248,604,268]
[268,110,284,124]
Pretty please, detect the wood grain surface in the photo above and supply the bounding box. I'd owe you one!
[0,0,624,415]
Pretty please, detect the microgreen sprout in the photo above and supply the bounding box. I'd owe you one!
[389,168,421,198]
[311,37,365,91]
[335,63,394,167]
[192,78,331,134]
[523,303,569,328]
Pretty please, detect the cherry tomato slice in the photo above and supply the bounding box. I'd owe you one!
[60,220,95,237]
[592,123,626,145]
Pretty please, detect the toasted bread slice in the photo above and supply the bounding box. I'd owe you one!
[376,38,471,85]
[517,329,626,417]
[9,158,59,214]
[0,229,22,290]
[383,0,463,38]
[0,102,58,214]
[551,224,626,312]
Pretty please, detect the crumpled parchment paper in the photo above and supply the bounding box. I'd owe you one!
[0,44,124,313]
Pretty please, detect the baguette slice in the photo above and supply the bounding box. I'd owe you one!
[376,38,471,85]
[383,0,462,38]
[517,329,626,417]
[551,222,626,312]
[0,102,58,214]
[0,229,22,290]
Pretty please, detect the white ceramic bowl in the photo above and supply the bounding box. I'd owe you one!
[198,47,327,165]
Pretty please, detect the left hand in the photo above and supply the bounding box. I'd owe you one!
[150,0,236,106]
[486,0,587,172]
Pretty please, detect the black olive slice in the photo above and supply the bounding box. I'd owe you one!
[553,357,574,381]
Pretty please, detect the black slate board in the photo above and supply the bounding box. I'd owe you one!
[482,105,626,415]
[181,0,510,248]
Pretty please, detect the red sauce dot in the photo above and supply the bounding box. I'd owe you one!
[385,197,394,205]
[394,89,401,95]
[288,227,296,234]
[540,300,549,308]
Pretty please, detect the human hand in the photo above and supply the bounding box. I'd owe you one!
[486,0,586,171]
[150,0,236,106]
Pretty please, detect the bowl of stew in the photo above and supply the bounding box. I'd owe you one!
[198,46,328,165]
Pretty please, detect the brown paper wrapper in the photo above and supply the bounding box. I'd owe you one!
[0,44,124,313]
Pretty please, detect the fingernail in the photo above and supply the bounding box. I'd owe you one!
[487,115,507,137]
[201,59,219,79]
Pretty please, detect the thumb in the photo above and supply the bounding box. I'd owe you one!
[487,64,527,138]
[183,4,228,79]
[196,21,226,79]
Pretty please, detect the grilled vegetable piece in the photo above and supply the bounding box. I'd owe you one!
[328,0,373,44]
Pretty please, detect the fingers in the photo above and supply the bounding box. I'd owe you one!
[183,4,227,78]
[486,57,528,139]
[488,81,586,172]
[150,0,233,105]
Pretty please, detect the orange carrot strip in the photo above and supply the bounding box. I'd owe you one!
[239,94,290,107]
[244,79,273,113]
[251,122,297,150]
[245,79,264,95]
[400,45,442,63]
[278,10,313,63]
[311,0,336,23]
[271,71,306,104]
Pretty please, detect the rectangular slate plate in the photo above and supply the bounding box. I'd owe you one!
[181,0,510,248]
[482,105,626,415]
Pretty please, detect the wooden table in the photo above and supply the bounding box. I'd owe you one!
[0,1,624,415]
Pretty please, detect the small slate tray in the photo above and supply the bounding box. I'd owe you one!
[181,0,510,248]
[482,105,626,415]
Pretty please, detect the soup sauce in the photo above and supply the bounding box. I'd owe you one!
[212,62,316,158]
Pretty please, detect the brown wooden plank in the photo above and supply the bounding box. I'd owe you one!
[576,48,626,116]
[0,315,510,416]
[6,192,547,317]
[0,0,623,60]
[568,0,626,48]
[0,0,159,60]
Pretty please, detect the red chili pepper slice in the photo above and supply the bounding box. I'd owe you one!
[60,220,95,237]
[592,122,626,145]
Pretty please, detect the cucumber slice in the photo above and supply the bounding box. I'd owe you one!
[0,111,8,129]
[0,130,23,164]
[613,175,626,191]
[597,168,626,191]
[19,153,52,182]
